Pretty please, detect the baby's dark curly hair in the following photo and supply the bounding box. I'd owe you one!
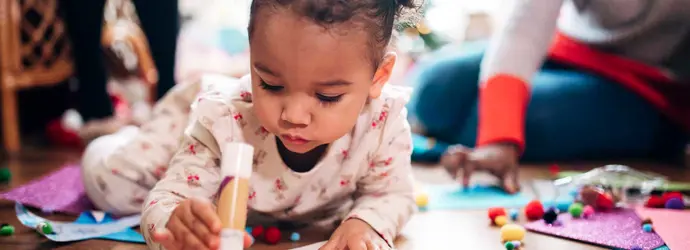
[248,0,422,67]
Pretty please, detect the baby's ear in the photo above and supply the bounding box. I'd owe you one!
[369,52,397,99]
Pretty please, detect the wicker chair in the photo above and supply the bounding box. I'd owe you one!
[0,0,74,155]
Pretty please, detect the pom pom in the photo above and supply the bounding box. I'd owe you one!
[645,195,665,208]
[582,205,595,218]
[664,197,685,210]
[488,207,507,222]
[290,232,300,242]
[661,192,683,203]
[264,226,281,245]
[251,225,264,239]
[494,215,508,227]
[415,193,429,208]
[37,222,53,234]
[568,203,584,218]
[549,164,559,177]
[641,217,652,225]
[509,209,519,221]
[504,241,515,250]
[245,227,252,233]
[542,208,558,224]
[511,241,521,248]
[524,200,544,221]
[0,168,11,183]
[595,193,614,210]
[0,224,15,236]
[642,223,653,232]
[500,224,525,242]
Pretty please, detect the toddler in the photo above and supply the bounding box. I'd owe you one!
[81,0,421,249]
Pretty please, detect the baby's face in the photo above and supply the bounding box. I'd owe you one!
[249,8,388,154]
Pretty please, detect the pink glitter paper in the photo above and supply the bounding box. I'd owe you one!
[0,165,94,214]
[525,209,665,250]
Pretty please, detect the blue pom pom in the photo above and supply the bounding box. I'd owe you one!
[509,209,519,221]
[245,227,252,233]
[642,224,653,232]
[290,232,300,242]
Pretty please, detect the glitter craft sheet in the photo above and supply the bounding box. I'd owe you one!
[635,207,690,250]
[0,165,94,214]
[525,209,665,249]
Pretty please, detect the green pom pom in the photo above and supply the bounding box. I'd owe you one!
[38,222,53,234]
[569,203,584,218]
[0,168,11,183]
[0,224,15,236]
[504,241,515,250]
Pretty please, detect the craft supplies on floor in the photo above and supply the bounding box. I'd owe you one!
[15,203,142,243]
[524,208,665,250]
[635,207,690,250]
[423,182,573,210]
[0,165,94,214]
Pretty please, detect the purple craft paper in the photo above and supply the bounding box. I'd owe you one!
[525,209,665,250]
[0,165,94,214]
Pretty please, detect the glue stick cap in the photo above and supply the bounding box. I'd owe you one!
[221,143,254,178]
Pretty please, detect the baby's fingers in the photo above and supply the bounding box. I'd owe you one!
[319,235,343,250]
[346,238,368,250]
[501,167,520,194]
[461,161,476,188]
[153,228,180,250]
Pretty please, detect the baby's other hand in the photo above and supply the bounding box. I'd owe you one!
[441,143,520,194]
[320,218,390,250]
[152,197,253,250]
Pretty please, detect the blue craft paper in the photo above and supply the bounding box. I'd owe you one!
[74,212,145,243]
[425,184,573,210]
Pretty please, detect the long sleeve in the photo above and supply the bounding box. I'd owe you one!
[141,79,248,250]
[345,106,416,247]
[104,81,201,190]
[477,0,564,151]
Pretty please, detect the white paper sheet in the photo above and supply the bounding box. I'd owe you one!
[290,241,326,250]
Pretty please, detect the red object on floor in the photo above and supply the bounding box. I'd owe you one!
[596,193,614,210]
[488,207,507,222]
[263,226,281,245]
[251,225,264,239]
[549,164,560,177]
[661,192,683,203]
[646,196,666,208]
[525,200,545,221]
[45,119,83,149]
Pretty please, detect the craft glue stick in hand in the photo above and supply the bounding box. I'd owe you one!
[217,143,253,250]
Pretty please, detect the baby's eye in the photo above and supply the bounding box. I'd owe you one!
[259,80,283,92]
[316,93,343,103]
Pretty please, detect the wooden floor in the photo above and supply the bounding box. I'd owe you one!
[1,148,689,250]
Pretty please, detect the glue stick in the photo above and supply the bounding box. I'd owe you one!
[217,143,253,250]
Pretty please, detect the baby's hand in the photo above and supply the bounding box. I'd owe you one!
[441,143,520,194]
[152,197,253,250]
[320,219,390,250]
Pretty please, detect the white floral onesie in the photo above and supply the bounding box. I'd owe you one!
[141,74,416,249]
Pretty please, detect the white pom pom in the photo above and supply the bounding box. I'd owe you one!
[62,109,84,132]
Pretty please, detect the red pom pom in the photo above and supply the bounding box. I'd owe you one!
[662,192,683,203]
[645,196,665,208]
[264,226,281,245]
[524,200,544,221]
[488,207,507,222]
[596,193,614,210]
[549,164,560,176]
[251,225,264,239]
